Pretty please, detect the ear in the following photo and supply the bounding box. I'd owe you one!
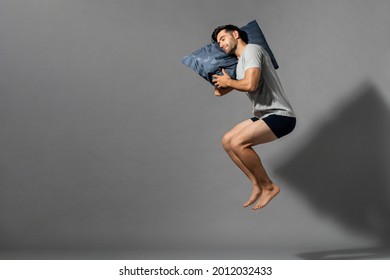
[232,30,240,39]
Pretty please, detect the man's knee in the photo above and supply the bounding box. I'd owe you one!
[230,137,249,152]
[221,133,232,150]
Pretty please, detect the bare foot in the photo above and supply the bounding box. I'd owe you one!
[252,184,280,210]
[243,186,262,207]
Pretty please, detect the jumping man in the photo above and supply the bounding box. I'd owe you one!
[211,25,296,210]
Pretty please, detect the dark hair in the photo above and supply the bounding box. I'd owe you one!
[211,24,248,43]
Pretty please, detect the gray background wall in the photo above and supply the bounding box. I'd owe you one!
[1,0,389,259]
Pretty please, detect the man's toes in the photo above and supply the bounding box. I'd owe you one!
[243,192,261,207]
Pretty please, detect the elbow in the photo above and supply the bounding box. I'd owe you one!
[244,77,260,92]
[247,84,258,92]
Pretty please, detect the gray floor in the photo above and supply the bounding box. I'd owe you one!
[2,246,390,260]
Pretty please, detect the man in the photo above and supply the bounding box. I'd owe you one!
[211,25,296,210]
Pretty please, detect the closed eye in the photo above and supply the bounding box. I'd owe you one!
[218,35,226,46]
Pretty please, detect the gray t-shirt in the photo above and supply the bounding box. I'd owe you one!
[236,44,295,118]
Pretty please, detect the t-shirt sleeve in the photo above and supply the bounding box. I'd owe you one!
[243,45,263,71]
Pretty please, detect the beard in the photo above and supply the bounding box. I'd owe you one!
[225,47,235,55]
[224,41,237,55]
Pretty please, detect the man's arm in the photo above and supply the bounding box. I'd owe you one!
[212,68,261,93]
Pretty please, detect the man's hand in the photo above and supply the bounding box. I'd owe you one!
[213,67,261,94]
[212,69,232,88]
[214,86,233,96]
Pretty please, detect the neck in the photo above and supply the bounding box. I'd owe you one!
[235,41,247,59]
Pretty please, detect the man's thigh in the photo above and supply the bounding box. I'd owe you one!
[235,119,278,146]
[226,119,254,139]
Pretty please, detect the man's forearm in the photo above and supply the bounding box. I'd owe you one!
[213,68,260,93]
[225,78,256,92]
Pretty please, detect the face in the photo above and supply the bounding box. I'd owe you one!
[216,29,238,55]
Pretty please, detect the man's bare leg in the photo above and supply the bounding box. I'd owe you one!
[224,148,263,207]
[230,120,280,210]
[222,120,263,206]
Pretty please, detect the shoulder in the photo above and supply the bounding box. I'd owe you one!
[245,44,263,52]
[242,44,264,63]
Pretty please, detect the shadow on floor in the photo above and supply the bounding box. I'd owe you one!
[297,245,390,260]
[275,81,390,259]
